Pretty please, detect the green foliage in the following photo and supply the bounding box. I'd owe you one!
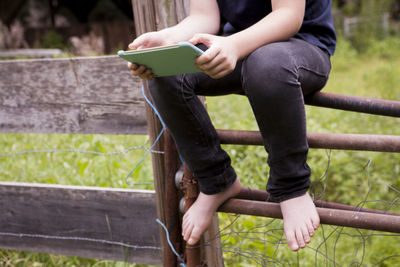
[333,0,395,16]
[365,36,400,58]
[39,30,66,50]
[334,0,399,52]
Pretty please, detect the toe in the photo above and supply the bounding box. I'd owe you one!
[301,225,311,244]
[312,215,320,230]
[184,223,194,243]
[306,220,315,237]
[182,216,190,230]
[296,228,306,248]
[182,218,189,237]
[285,228,299,251]
[188,225,202,245]
[183,211,189,221]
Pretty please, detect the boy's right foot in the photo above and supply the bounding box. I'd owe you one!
[280,192,320,251]
[182,179,241,245]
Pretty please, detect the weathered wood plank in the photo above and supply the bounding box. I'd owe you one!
[0,182,161,265]
[0,49,62,58]
[0,56,147,135]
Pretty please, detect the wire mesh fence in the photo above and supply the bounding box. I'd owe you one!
[208,151,400,266]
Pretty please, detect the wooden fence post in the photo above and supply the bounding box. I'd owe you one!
[131,1,224,266]
[131,1,172,265]
[131,1,189,266]
[131,2,167,265]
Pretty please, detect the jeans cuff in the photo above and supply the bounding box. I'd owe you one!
[267,186,309,203]
[196,166,237,195]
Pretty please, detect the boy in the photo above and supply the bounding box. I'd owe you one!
[128,0,336,251]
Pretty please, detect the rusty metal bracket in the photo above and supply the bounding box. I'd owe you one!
[180,165,202,267]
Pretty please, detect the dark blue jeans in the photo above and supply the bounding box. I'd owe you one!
[148,38,331,202]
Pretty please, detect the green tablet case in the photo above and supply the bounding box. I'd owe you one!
[118,42,204,77]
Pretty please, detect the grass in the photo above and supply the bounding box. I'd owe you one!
[0,134,156,267]
[0,133,154,189]
[1,37,400,266]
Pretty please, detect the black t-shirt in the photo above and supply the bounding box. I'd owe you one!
[216,0,337,55]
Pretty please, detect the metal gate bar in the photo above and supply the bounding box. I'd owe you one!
[306,92,400,117]
[217,129,400,152]
[237,187,400,216]
[219,198,400,233]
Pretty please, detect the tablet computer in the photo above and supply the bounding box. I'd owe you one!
[118,42,204,77]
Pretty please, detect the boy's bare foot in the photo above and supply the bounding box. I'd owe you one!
[182,179,242,245]
[280,192,319,251]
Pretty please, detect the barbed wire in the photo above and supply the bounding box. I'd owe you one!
[0,231,161,251]
[0,146,164,158]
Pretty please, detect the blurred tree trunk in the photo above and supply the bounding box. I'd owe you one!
[0,0,27,27]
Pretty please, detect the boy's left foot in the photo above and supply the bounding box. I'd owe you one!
[280,192,320,251]
[182,179,242,245]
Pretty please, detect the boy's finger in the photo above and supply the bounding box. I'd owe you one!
[131,65,146,76]
[189,33,213,47]
[128,42,137,50]
[209,69,230,79]
[196,46,220,65]
[197,52,226,72]
[136,65,147,73]
[144,69,154,80]
[127,62,138,70]
[129,37,144,49]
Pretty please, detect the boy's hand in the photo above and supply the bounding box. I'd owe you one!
[127,31,174,80]
[129,31,170,50]
[189,34,239,79]
[128,62,154,81]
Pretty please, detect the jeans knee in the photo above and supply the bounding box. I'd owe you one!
[148,76,178,101]
[148,75,198,105]
[242,44,299,96]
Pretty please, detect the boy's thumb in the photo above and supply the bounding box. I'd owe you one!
[128,42,138,49]
[189,34,212,47]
